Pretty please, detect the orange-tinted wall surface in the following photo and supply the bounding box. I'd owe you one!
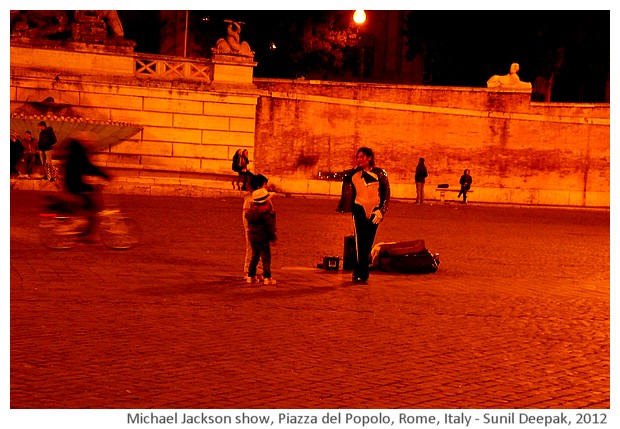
[10,42,609,207]
[254,79,609,207]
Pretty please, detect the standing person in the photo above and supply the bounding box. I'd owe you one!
[37,121,57,181]
[231,149,243,190]
[414,157,428,204]
[458,169,473,204]
[245,187,277,285]
[10,132,24,177]
[242,173,271,280]
[240,149,251,191]
[63,131,110,242]
[336,147,390,284]
[22,130,38,178]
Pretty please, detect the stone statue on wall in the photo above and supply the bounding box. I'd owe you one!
[10,10,134,48]
[10,10,71,39]
[486,63,532,90]
[213,19,254,57]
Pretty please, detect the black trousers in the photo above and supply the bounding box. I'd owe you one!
[10,145,23,174]
[248,239,272,279]
[458,186,470,202]
[352,204,379,281]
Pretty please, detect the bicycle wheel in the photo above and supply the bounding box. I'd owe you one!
[99,216,141,249]
[38,218,77,249]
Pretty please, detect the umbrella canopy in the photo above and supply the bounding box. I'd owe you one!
[10,98,142,153]
[10,115,142,150]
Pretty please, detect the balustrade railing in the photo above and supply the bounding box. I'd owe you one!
[134,55,213,83]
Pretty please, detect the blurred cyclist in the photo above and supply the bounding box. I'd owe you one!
[63,131,110,242]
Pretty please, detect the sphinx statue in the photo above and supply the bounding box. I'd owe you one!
[487,63,532,90]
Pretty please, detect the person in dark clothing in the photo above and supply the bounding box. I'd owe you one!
[336,147,390,284]
[231,148,252,191]
[64,132,110,240]
[10,132,24,177]
[242,174,271,280]
[240,149,251,190]
[22,130,39,178]
[231,149,243,189]
[458,169,473,203]
[245,187,277,285]
[37,121,57,181]
[414,157,428,204]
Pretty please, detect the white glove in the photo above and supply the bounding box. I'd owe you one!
[371,210,383,224]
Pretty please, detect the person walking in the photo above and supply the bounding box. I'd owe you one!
[37,121,57,181]
[22,130,38,178]
[414,157,428,204]
[336,147,390,284]
[245,187,277,285]
[10,132,24,177]
[458,169,473,204]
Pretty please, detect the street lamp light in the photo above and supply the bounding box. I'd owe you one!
[353,10,366,25]
[353,10,367,80]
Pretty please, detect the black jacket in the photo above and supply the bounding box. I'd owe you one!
[459,173,473,190]
[64,138,109,194]
[231,153,241,172]
[414,162,428,183]
[336,167,390,215]
[38,126,56,151]
[245,204,277,243]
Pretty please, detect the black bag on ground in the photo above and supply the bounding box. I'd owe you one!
[343,235,356,271]
[375,239,439,273]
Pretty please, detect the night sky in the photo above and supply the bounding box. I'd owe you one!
[118,10,610,102]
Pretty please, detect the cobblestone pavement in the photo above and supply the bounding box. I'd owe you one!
[9,189,610,409]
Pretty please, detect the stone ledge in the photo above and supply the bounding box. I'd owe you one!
[9,174,609,209]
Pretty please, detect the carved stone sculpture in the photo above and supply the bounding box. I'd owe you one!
[487,63,532,90]
[10,10,134,48]
[213,20,254,57]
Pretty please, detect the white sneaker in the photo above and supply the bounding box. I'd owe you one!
[263,278,276,285]
[246,276,257,284]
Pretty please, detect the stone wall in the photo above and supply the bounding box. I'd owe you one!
[10,45,259,183]
[253,79,610,207]
[9,45,610,207]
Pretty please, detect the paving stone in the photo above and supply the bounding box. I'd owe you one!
[9,189,609,409]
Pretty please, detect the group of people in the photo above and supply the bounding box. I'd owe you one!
[9,121,58,181]
[415,158,473,204]
[240,146,391,286]
[231,148,251,190]
[241,147,472,286]
[242,172,277,285]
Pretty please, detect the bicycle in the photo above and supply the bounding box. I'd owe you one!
[38,192,141,250]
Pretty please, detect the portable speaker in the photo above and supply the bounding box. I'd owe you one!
[322,256,340,270]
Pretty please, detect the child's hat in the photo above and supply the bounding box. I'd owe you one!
[252,188,275,203]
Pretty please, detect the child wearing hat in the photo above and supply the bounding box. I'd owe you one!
[242,174,269,280]
[245,187,277,285]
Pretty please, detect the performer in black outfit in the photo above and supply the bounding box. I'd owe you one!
[337,147,390,284]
